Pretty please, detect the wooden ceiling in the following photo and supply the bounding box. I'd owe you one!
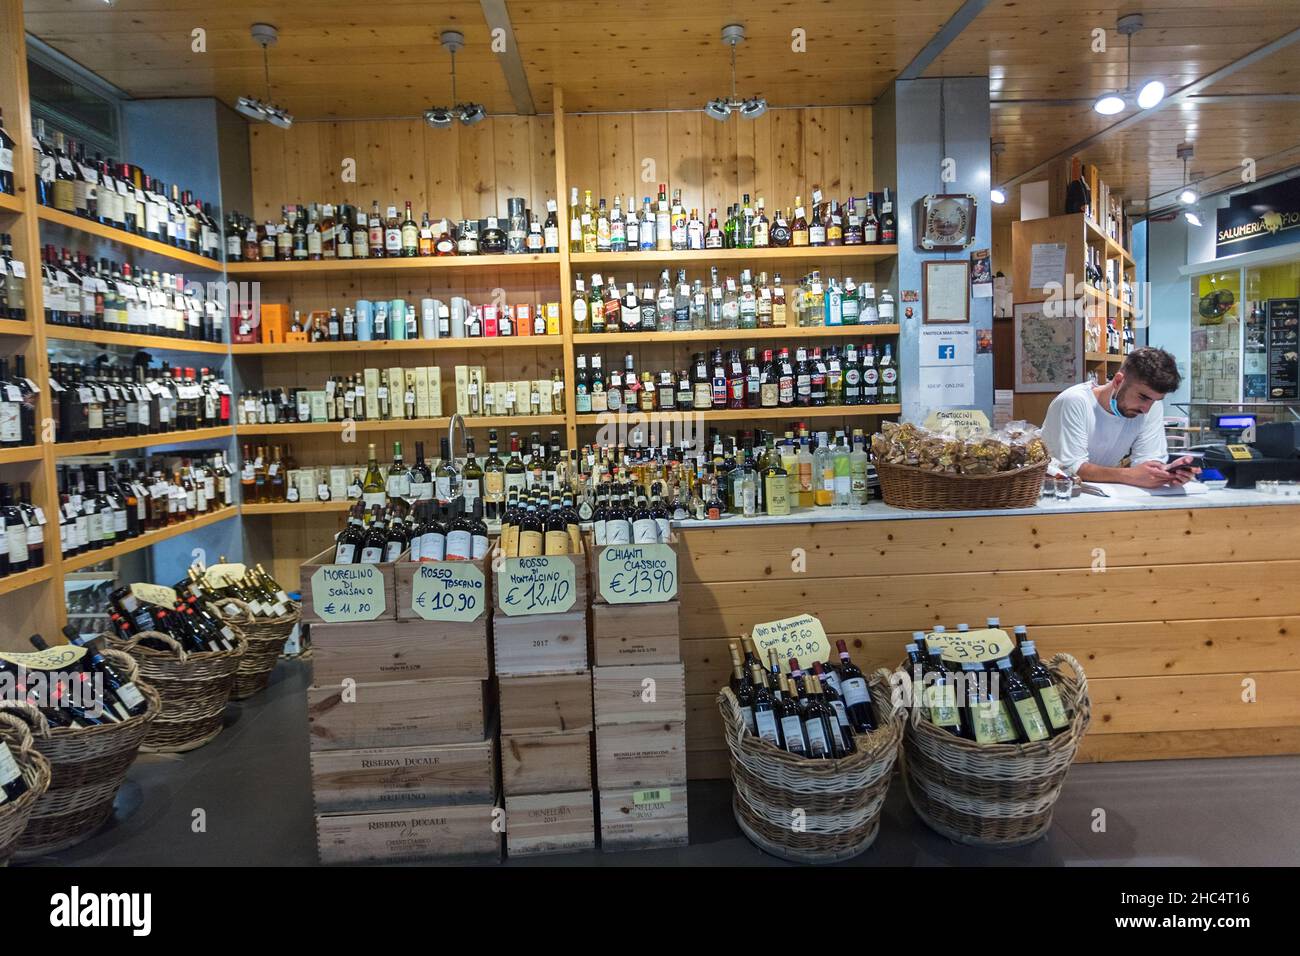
[21,0,1300,211]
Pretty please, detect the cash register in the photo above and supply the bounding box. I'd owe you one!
[1193,415,1300,487]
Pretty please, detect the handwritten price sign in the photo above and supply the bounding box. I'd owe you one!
[0,644,87,670]
[130,582,178,608]
[205,562,247,587]
[931,627,1013,665]
[750,613,831,671]
[409,561,486,622]
[498,557,576,617]
[598,544,677,604]
[310,565,387,622]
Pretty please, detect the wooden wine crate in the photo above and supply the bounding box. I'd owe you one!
[493,549,588,617]
[504,790,595,857]
[492,610,589,676]
[307,678,487,751]
[598,784,690,851]
[393,554,491,622]
[310,738,497,813]
[299,545,401,625]
[592,663,686,726]
[310,617,489,686]
[595,720,687,789]
[498,672,594,735]
[588,537,679,606]
[500,731,592,795]
[591,601,680,666]
[315,803,501,865]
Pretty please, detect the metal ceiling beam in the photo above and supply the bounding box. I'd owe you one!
[896,0,992,81]
[479,0,536,115]
[991,93,1300,108]
[1001,25,1300,189]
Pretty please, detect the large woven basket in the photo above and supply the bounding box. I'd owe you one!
[0,649,160,858]
[108,630,246,753]
[0,711,52,866]
[902,652,1090,847]
[876,459,1049,510]
[718,669,904,864]
[216,597,301,700]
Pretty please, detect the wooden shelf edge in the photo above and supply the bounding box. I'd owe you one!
[570,246,899,265]
[36,206,224,271]
[574,405,901,423]
[0,563,54,596]
[240,501,352,516]
[224,253,561,277]
[0,318,35,336]
[60,507,238,573]
[54,426,235,457]
[573,324,901,344]
[234,415,568,435]
[47,325,229,354]
[231,336,564,354]
[0,192,26,215]
[0,445,45,465]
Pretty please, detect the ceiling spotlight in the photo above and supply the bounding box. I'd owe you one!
[1093,15,1163,116]
[237,24,293,129]
[426,31,487,129]
[704,24,767,121]
[1179,188,1199,205]
[1184,211,1202,227]
[990,141,1006,204]
[990,187,1006,205]
[1177,145,1198,205]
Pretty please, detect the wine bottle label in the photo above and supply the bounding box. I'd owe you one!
[0,741,22,787]
[472,533,490,560]
[593,519,607,546]
[755,708,781,745]
[780,714,806,752]
[804,717,829,757]
[821,669,842,694]
[1038,685,1070,729]
[740,705,757,736]
[828,698,851,728]
[518,530,544,557]
[840,676,869,707]
[420,532,446,562]
[543,529,570,555]
[359,546,384,564]
[1014,697,1050,741]
[384,542,404,563]
[606,520,632,545]
[408,481,433,501]
[462,479,481,502]
[632,518,658,544]
[435,477,452,501]
[386,475,411,498]
[333,543,356,564]
[117,680,146,712]
[362,491,386,509]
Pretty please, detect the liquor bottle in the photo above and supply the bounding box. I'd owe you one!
[879,188,897,244]
[543,199,560,253]
[568,187,583,253]
[1018,638,1070,734]
[995,656,1049,742]
[791,199,809,247]
[834,639,877,732]
[880,343,898,406]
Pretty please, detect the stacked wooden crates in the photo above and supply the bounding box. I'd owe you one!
[494,549,595,856]
[589,541,689,850]
[300,547,500,864]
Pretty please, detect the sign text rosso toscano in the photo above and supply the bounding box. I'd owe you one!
[310,564,387,622]
[409,561,486,622]
[598,544,678,604]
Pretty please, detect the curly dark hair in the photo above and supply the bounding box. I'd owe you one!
[1119,347,1181,394]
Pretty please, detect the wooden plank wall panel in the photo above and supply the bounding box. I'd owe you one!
[677,507,1300,777]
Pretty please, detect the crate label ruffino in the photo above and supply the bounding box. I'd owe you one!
[205,562,247,588]
[0,644,87,670]
[129,582,178,608]
[409,561,486,623]
[930,627,1013,665]
[310,564,387,622]
[598,544,677,604]
[750,613,830,671]
[497,557,576,616]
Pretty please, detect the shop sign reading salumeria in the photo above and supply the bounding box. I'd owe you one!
[1215,179,1300,256]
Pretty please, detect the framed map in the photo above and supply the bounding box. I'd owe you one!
[1014,301,1082,393]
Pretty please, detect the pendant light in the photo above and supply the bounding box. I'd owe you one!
[1093,15,1165,116]
[236,24,293,129]
[704,24,767,121]
[1177,144,1201,226]
[425,31,487,129]
[990,141,1007,204]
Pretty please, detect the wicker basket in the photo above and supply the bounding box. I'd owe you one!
[718,669,904,864]
[0,649,161,858]
[108,630,246,753]
[902,652,1090,847]
[875,459,1049,511]
[0,712,52,866]
[215,597,301,700]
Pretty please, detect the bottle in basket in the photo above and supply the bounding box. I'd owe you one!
[776,675,806,755]
[0,739,29,805]
[961,662,1018,744]
[923,647,963,736]
[749,663,781,747]
[812,661,855,754]
[1019,639,1070,735]
[995,657,1049,742]
[833,639,877,732]
[729,645,756,736]
[62,626,149,720]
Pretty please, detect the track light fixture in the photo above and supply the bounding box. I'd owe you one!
[990,141,1007,204]
[1177,145,1199,205]
[1092,15,1165,116]
[236,24,293,129]
[425,31,488,129]
[703,24,767,121]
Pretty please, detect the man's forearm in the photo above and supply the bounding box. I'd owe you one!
[1076,462,1140,484]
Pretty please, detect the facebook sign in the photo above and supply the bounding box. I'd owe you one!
[938,344,956,360]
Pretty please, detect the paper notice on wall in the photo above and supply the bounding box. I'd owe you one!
[1029,243,1068,290]
[919,364,975,406]
[994,389,1015,429]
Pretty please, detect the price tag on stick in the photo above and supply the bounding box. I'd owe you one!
[409,561,487,622]
[936,627,1014,665]
[310,564,387,622]
[497,556,576,616]
[598,544,677,604]
[750,613,831,671]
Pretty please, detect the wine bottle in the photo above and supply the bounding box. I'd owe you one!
[62,625,148,719]
[775,674,806,755]
[833,639,877,733]
[749,662,781,746]
[995,656,1049,742]
[1019,638,1070,734]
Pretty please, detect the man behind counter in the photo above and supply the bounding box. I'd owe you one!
[1041,346,1200,488]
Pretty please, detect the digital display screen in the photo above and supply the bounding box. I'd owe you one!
[1216,415,1256,430]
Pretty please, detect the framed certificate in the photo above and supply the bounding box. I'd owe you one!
[923,260,970,324]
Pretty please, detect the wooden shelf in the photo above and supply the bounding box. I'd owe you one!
[576,405,901,424]
[573,324,900,345]
[231,336,564,355]
[47,324,230,354]
[0,192,25,215]
[570,246,898,267]
[241,500,352,516]
[37,206,224,271]
[0,563,54,597]
[55,426,235,457]
[236,415,567,435]
[60,507,238,573]
[1084,217,1134,265]
[224,253,560,278]
[1083,285,1132,314]
[0,319,34,336]
[1086,352,1125,364]
[0,445,44,465]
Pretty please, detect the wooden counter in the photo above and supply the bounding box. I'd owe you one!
[675,501,1300,778]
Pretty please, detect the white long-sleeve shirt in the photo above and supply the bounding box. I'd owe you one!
[1040,381,1168,476]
